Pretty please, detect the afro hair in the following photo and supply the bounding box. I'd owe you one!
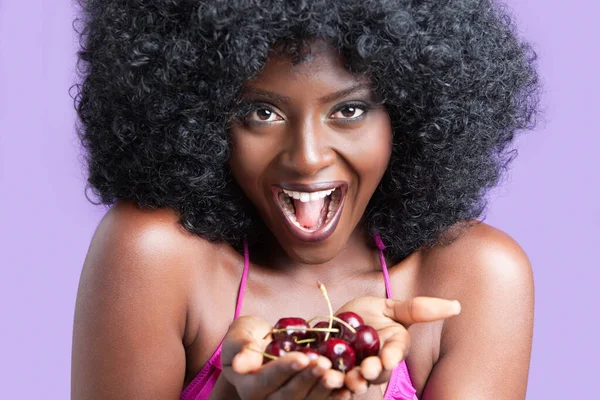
[74,0,540,262]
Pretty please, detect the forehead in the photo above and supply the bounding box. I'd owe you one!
[244,40,370,94]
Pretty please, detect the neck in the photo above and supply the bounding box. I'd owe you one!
[251,226,382,287]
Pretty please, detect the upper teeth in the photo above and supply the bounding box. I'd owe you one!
[282,189,335,203]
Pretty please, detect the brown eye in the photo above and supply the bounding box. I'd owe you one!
[257,109,273,120]
[246,107,283,123]
[331,106,365,120]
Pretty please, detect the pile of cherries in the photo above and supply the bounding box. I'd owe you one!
[261,283,380,373]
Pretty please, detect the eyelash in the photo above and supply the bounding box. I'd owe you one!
[242,101,375,125]
[330,102,374,122]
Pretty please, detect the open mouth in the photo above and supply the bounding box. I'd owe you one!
[272,182,347,242]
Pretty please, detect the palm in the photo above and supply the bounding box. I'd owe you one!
[333,295,461,384]
[336,296,401,331]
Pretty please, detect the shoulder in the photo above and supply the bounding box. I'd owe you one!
[92,200,212,256]
[414,222,534,397]
[418,221,534,357]
[414,224,534,398]
[81,200,220,344]
[88,200,218,273]
[420,221,534,298]
[73,201,223,397]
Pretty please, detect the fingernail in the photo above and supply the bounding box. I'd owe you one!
[362,369,378,381]
[452,300,461,315]
[356,383,368,394]
[324,376,340,389]
[383,355,401,371]
[232,353,244,365]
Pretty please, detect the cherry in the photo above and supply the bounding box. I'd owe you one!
[298,347,320,361]
[333,312,364,342]
[307,321,331,347]
[351,325,380,362]
[272,317,310,341]
[264,339,297,362]
[318,338,356,372]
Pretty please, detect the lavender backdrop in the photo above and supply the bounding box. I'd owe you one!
[1,0,598,398]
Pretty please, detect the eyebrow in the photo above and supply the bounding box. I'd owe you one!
[241,83,372,105]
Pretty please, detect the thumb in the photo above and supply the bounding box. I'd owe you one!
[222,316,273,374]
[383,297,461,327]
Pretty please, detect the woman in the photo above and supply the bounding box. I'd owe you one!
[71,0,539,399]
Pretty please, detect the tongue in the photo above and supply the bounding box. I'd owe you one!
[293,198,325,229]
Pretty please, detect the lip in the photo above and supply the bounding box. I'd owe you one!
[271,181,348,243]
[278,181,346,192]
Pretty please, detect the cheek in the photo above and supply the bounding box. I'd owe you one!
[228,131,265,195]
[350,115,393,185]
[229,127,283,204]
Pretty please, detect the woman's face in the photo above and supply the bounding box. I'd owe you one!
[229,42,392,264]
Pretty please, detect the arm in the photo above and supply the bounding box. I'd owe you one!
[71,204,191,399]
[421,227,534,399]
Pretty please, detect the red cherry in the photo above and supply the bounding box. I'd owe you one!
[298,347,320,361]
[351,325,380,363]
[308,321,331,347]
[317,338,356,372]
[273,317,309,341]
[333,312,364,342]
[264,339,297,363]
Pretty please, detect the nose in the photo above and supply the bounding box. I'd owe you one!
[280,119,336,177]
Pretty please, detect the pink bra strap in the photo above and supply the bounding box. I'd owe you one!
[233,239,250,319]
[374,235,393,299]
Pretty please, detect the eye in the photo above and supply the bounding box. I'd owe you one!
[246,106,283,123]
[330,104,366,120]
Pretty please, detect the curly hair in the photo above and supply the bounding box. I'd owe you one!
[74,0,539,263]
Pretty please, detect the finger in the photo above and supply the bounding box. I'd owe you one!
[271,356,332,400]
[359,356,383,381]
[222,316,273,374]
[231,347,266,375]
[377,325,410,371]
[306,380,333,400]
[306,361,345,400]
[383,297,461,327]
[320,369,346,391]
[344,367,369,395]
[224,352,311,398]
[360,355,392,385]
[330,387,352,400]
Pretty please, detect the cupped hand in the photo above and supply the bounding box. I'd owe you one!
[220,315,350,400]
[334,296,461,393]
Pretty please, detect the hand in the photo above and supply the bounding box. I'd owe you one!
[220,315,350,400]
[334,296,461,394]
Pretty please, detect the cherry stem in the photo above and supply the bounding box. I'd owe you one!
[294,338,316,345]
[318,281,334,341]
[245,346,278,361]
[305,327,339,333]
[270,327,339,334]
[306,315,357,334]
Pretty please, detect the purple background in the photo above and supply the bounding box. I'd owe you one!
[1,0,598,398]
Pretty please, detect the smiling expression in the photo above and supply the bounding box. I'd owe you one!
[229,41,393,264]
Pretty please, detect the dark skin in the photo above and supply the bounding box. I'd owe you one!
[72,43,534,399]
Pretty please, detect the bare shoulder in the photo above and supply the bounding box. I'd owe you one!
[72,201,218,399]
[420,221,534,297]
[91,200,215,260]
[84,200,223,340]
[417,221,534,399]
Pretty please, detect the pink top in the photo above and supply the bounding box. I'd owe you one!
[180,237,418,400]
